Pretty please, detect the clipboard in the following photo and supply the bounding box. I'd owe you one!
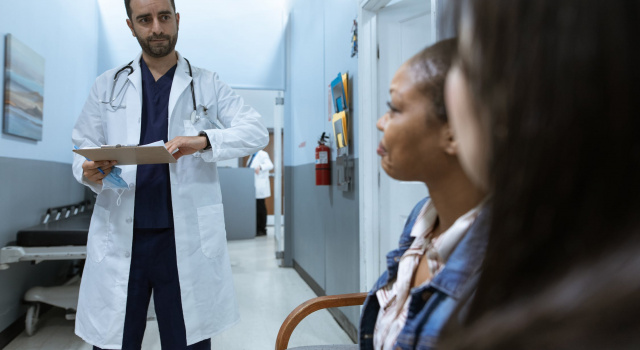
[73,144,177,165]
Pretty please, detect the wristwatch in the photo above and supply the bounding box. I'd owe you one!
[198,131,211,150]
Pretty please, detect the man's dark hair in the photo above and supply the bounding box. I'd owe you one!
[124,0,176,19]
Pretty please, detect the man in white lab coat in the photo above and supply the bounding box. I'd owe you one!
[247,150,274,236]
[71,0,268,348]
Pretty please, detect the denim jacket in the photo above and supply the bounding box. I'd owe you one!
[359,198,488,350]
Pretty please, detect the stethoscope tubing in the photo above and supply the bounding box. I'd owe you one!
[101,60,134,108]
[104,58,199,112]
[184,57,198,113]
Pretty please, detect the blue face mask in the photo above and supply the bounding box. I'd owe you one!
[102,166,130,205]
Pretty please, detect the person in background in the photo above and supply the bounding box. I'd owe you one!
[441,0,640,348]
[71,0,268,348]
[247,149,274,236]
[359,38,488,350]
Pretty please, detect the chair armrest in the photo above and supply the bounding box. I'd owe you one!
[275,292,368,350]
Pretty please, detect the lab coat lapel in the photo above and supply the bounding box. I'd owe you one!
[126,53,143,146]
[168,52,192,123]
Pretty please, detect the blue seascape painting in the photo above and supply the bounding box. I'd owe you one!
[3,34,45,141]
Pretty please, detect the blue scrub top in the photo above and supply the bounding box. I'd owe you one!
[133,58,177,229]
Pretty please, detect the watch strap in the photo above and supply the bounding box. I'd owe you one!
[199,131,212,150]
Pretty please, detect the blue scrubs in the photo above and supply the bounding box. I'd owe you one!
[94,59,210,350]
[134,58,175,229]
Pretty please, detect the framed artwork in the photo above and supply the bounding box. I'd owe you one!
[3,34,45,141]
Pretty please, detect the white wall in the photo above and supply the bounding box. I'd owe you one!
[216,89,277,168]
[0,0,99,164]
[235,89,278,129]
[97,0,287,90]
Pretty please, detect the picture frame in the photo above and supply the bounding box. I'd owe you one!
[3,34,45,141]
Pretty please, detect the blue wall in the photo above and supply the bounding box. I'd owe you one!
[97,0,287,90]
[0,0,98,335]
[285,0,359,167]
[0,0,99,164]
[284,0,361,332]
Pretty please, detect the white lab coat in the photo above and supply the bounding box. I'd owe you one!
[71,52,268,348]
[248,150,274,199]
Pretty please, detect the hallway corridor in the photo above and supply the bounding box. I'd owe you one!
[5,228,354,350]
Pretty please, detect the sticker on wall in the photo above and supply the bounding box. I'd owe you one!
[351,19,358,58]
[3,34,45,141]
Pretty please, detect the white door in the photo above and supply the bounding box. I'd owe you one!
[376,0,434,275]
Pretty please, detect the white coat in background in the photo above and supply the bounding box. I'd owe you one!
[71,52,269,348]
[248,150,274,199]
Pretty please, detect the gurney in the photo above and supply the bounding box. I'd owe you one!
[0,201,90,267]
[0,201,90,335]
[1,201,157,336]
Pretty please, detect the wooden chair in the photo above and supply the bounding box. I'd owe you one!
[275,292,368,350]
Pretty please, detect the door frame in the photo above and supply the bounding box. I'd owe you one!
[357,0,443,292]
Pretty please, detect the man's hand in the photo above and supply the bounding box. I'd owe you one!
[166,136,208,160]
[254,165,260,175]
[82,160,117,185]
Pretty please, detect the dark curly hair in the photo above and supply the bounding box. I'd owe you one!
[124,0,176,19]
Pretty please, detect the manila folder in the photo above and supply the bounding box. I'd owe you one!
[73,145,177,165]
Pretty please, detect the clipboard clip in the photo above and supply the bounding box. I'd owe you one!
[101,144,138,149]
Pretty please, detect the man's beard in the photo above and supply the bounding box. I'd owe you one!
[135,31,178,58]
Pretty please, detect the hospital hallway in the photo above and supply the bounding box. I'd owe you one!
[4,227,354,350]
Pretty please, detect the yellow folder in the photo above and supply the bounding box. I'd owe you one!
[332,111,348,148]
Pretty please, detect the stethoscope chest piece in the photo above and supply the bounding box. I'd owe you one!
[190,104,208,124]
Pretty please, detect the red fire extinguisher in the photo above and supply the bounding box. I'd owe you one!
[315,132,331,185]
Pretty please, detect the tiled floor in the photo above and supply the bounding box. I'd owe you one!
[5,228,354,349]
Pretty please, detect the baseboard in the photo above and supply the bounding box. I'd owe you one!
[293,260,325,297]
[292,260,358,343]
[0,304,52,349]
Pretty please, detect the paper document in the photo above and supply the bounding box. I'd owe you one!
[73,140,177,165]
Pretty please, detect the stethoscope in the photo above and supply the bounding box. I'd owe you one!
[100,57,220,128]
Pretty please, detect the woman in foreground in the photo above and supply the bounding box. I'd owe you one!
[441,1,640,348]
[359,38,487,350]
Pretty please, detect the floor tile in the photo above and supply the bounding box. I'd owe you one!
[5,228,353,350]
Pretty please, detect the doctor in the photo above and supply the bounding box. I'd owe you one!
[71,0,268,348]
[247,150,274,236]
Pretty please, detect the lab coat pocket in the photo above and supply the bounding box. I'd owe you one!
[197,204,227,259]
[87,204,110,263]
[183,120,199,136]
[102,106,127,139]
